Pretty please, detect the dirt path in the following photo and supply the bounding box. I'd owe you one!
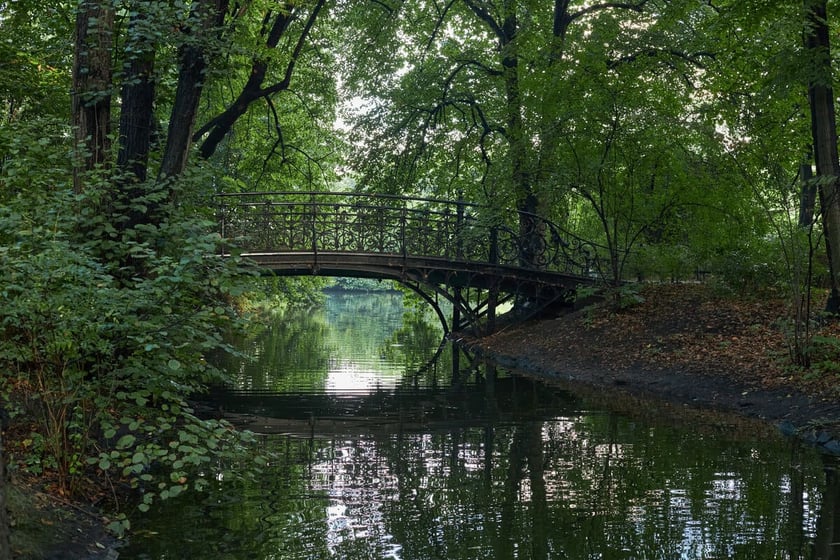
[458,284,840,454]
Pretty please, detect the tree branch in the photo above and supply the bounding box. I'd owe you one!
[194,0,325,159]
[426,0,459,50]
[569,0,649,24]
[607,48,715,70]
[462,0,503,40]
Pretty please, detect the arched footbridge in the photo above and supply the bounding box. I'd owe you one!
[217,191,599,334]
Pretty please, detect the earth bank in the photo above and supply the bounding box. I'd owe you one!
[458,283,840,453]
[8,283,840,559]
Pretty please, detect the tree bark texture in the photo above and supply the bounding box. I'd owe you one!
[116,18,156,184]
[115,5,157,237]
[160,0,229,179]
[0,407,9,560]
[804,0,840,313]
[72,0,114,192]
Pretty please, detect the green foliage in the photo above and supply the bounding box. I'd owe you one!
[195,0,342,189]
[0,0,74,121]
[241,276,328,312]
[328,277,400,292]
[805,333,840,377]
[0,120,259,511]
[707,238,791,296]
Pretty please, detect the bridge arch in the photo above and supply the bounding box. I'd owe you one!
[218,191,598,334]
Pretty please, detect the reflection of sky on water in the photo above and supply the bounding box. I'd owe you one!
[302,420,825,560]
[325,357,405,395]
[315,442,403,559]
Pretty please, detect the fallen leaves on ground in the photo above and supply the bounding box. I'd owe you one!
[481,284,840,401]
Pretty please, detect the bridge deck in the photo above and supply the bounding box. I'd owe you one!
[218,191,603,332]
[243,251,592,296]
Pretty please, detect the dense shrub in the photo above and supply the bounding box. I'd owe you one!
[0,125,259,532]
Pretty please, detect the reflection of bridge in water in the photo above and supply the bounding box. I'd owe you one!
[217,191,598,333]
[207,369,580,436]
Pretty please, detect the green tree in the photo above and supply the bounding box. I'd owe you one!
[803,0,840,313]
[342,1,730,284]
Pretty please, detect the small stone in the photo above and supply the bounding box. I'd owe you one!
[822,440,840,456]
[777,420,797,436]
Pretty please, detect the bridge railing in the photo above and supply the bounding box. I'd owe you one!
[216,191,596,276]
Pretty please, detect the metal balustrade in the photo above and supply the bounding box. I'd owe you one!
[216,191,595,276]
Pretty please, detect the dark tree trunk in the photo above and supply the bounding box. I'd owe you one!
[799,161,817,227]
[194,0,326,160]
[0,407,9,560]
[117,52,156,182]
[804,0,840,313]
[464,0,541,268]
[116,6,157,234]
[160,0,229,179]
[72,0,114,192]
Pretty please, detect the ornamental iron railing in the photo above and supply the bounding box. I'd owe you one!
[216,191,596,277]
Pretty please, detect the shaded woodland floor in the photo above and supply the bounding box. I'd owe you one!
[461,283,840,453]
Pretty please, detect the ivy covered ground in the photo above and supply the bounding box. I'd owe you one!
[463,284,840,453]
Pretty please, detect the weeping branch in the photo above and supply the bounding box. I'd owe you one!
[193,0,326,160]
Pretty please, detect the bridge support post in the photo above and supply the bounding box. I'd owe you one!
[452,287,462,332]
[487,288,497,333]
[487,227,499,333]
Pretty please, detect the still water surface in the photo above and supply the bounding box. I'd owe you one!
[122,291,839,560]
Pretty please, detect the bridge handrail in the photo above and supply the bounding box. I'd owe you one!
[214,190,479,209]
[215,191,602,277]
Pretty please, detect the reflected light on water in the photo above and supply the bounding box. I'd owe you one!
[325,358,404,394]
[119,293,839,560]
[315,441,404,559]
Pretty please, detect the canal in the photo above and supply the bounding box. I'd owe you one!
[121,290,839,559]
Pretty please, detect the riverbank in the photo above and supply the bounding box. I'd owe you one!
[8,282,840,558]
[459,283,840,454]
[7,474,119,559]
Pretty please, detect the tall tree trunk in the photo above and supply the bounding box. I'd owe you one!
[497,2,541,267]
[160,0,229,179]
[0,408,9,560]
[463,0,541,268]
[116,15,156,184]
[804,0,840,313]
[72,0,114,192]
[116,4,157,233]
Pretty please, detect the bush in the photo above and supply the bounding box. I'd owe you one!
[0,132,259,530]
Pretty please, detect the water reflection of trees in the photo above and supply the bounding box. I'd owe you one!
[216,292,446,394]
[130,292,840,559]
[814,460,839,560]
[357,377,836,560]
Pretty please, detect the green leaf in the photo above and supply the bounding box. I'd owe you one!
[116,434,136,450]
